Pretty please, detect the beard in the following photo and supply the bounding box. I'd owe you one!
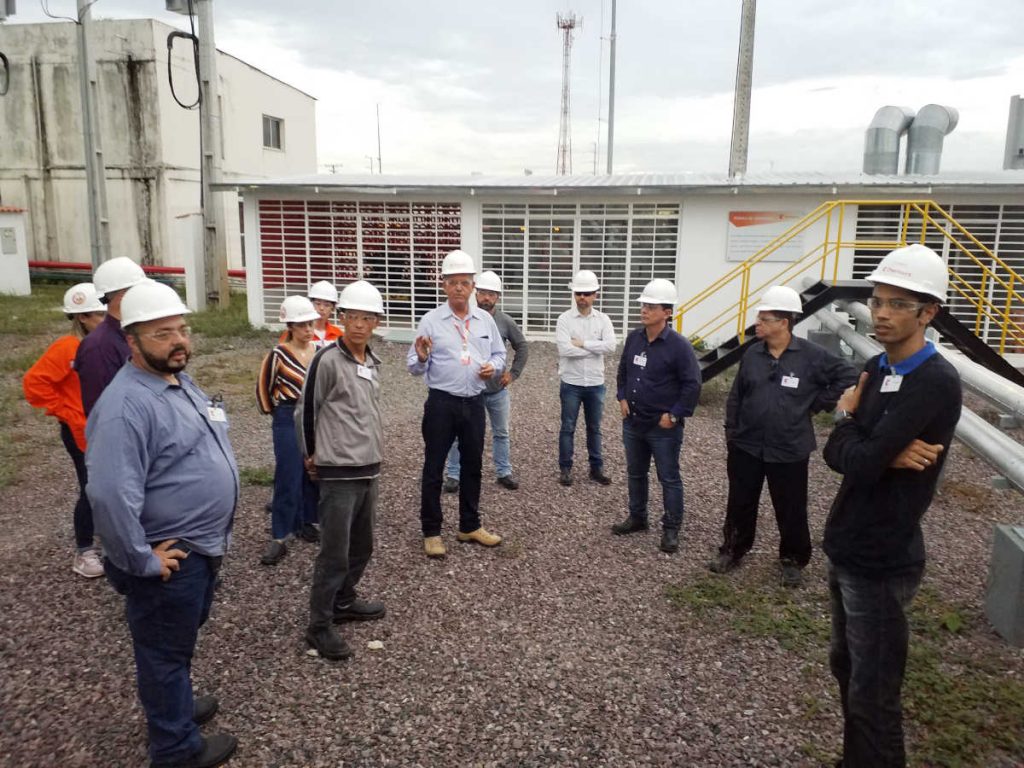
[140,343,191,374]
[476,300,495,312]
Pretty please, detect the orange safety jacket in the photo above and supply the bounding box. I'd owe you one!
[23,335,88,451]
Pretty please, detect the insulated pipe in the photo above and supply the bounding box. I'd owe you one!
[905,104,959,175]
[863,106,915,175]
[814,308,1024,493]
[837,298,1024,423]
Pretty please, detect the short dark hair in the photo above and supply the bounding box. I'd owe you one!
[774,310,796,332]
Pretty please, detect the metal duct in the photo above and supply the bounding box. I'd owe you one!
[1004,95,1024,170]
[863,106,915,175]
[905,104,959,175]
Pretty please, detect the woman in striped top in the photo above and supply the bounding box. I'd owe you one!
[257,295,322,566]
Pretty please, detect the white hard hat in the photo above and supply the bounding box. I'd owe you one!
[93,257,148,297]
[278,295,321,324]
[308,280,339,303]
[755,285,802,314]
[867,243,948,303]
[120,281,191,329]
[637,278,677,305]
[441,249,477,277]
[475,270,502,293]
[338,280,384,315]
[568,270,600,292]
[62,283,106,314]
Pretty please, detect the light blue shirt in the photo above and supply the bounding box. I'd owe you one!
[407,303,506,396]
[86,363,239,577]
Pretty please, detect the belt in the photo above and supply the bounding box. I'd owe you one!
[428,388,482,402]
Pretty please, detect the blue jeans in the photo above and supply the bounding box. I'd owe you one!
[559,382,605,470]
[59,422,95,550]
[104,551,220,764]
[622,420,685,530]
[829,562,923,768]
[271,403,318,540]
[447,388,512,479]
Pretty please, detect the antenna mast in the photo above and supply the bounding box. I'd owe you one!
[555,12,581,175]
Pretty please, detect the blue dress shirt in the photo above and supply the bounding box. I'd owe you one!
[407,303,506,396]
[616,324,702,431]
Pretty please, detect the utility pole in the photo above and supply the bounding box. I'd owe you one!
[76,0,111,269]
[376,103,382,174]
[606,0,616,174]
[728,0,756,178]
[194,0,228,308]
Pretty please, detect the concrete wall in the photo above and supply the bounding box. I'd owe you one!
[0,18,315,271]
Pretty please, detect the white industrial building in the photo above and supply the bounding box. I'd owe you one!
[226,172,1024,357]
[0,17,316,271]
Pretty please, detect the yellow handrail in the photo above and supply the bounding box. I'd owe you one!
[674,199,1024,356]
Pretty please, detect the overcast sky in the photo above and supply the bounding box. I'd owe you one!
[12,1,1024,176]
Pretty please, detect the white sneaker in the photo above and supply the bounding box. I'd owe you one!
[72,548,104,578]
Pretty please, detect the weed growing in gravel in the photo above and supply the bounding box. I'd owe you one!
[189,294,263,339]
[0,284,67,335]
[239,466,275,486]
[665,576,1024,767]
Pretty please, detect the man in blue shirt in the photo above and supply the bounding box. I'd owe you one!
[87,281,239,768]
[613,279,701,554]
[408,250,507,559]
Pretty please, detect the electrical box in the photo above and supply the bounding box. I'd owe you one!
[0,208,30,296]
[986,524,1024,647]
[165,0,193,15]
[0,0,16,22]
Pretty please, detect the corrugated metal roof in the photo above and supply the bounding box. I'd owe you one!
[217,170,1024,194]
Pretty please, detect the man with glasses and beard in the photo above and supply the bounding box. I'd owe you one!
[709,285,857,587]
[87,281,239,768]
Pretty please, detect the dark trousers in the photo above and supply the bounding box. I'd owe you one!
[309,478,377,631]
[271,403,318,540]
[105,551,221,764]
[623,420,685,530]
[59,422,94,550]
[719,444,811,566]
[420,389,485,536]
[829,562,923,768]
[559,382,605,470]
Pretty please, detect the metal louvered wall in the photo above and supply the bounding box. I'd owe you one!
[480,202,681,336]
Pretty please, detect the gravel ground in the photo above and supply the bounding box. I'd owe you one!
[2,334,1023,767]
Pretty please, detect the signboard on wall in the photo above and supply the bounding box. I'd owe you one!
[726,210,807,262]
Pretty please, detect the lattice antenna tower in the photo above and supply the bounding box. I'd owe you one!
[555,12,582,175]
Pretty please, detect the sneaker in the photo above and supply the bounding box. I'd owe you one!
[259,539,287,566]
[496,474,519,490]
[424,536,446,558]
[193,694,219,726]
[589,469,612,486]
[305,626,353,661]
[559,469,572,486]
[297,523,320,544]
[333,598,386,623]
[611,517,648,535]
[456,527,502,547]
[72,548,104,579]
[709,552,741,574]
[780,560,803,588]
[443,476,460,494]
[149,732,238,768]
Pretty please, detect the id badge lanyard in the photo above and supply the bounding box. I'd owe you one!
[453,317,472,365]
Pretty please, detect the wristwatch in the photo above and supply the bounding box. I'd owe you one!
[833,409,853,424]
[668,414,679,424]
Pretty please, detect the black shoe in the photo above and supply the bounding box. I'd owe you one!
[589,469,612,486]
[559,469,572,486]
[333,598,386,623]
[660,528,680,554]
[780,560,803,588]
[259,540,287,566]
[264,502,272,514]
[709,552,741,574]
[443,476,460,494]
[496,474,519,490]
[305,626,353,660]
[297,523,320,544]
[193,694,218,726]
[150,733,238,768]
[611,516,648,535]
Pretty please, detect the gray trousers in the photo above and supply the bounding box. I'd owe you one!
[308,477,378,631]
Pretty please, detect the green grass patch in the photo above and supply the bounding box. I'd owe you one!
[190,293,263,339]
[0,284,69,335]
[0,348,47,375]
[239,466,274,486]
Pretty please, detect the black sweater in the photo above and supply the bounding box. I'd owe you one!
[822,352,961,576]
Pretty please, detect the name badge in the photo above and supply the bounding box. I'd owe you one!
[460,350,472,365]
[780,375,800,389]
[880,374,903,393]
[207,406,227,422]
[633,353,647,368]
[357,364,373,381]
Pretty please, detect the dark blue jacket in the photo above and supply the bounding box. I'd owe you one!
[616,324,701,432]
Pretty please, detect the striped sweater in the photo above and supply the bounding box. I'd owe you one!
[256,344,311,414]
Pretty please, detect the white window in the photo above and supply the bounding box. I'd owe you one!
[262,115,283,150]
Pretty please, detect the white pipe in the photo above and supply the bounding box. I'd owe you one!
[814,308,1024,493]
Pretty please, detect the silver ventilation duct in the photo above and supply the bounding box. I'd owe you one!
[1005,95,1024,170]
[905,104,959,175]
[863,106,915,175]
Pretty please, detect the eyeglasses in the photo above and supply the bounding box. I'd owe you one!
[139,326,192,342]
[755,316,784,325]
[343,312,378,324]
[866,297,929,312]
[574,291,595,298]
